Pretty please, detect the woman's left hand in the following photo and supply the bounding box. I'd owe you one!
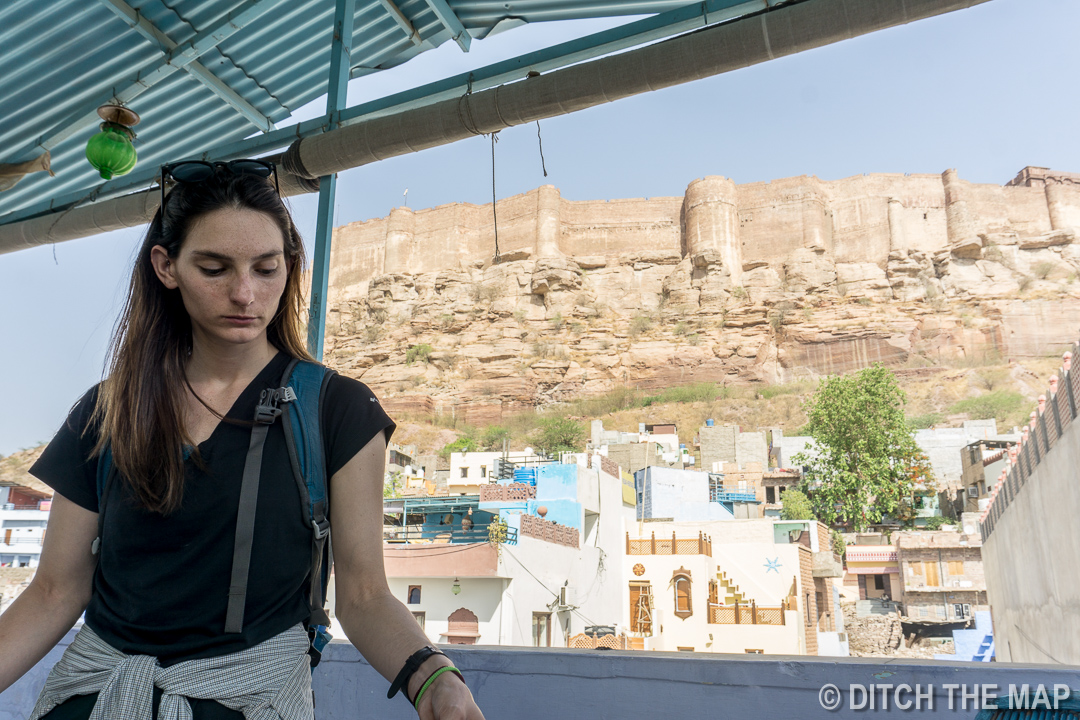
[416,670,485,720]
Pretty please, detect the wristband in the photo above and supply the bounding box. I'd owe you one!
[387,645,445,700]
[412,666,464,709]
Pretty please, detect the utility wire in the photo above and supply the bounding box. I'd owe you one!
[536,121,548,177]
[490,132,500,262]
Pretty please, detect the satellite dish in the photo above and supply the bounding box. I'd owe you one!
[524,447,533,455]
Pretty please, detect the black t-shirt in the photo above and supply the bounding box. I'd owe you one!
[30,352,395,666]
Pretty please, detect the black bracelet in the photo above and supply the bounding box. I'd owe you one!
[387,645,445,700]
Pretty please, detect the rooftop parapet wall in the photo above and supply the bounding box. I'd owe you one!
[980,344,1080,664]
[10,631,1080,720]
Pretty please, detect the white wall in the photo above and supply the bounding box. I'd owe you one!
[0,508,49,568]
[384,576,509,646]
[448,451,542,494]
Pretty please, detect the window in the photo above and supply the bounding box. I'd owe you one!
[947,560,964,576]
[481,466,487,478]
[407,585,421,604]
[412,612,425,629]
[766,487,775,504]
[532,612,551,647]
[953,603,966,619]
[873,575,885,591]
[910,562,924,576]
[672,568,692,619]
[967,486,978,498]
[460,467,469,478]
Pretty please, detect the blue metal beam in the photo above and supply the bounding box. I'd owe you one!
[98,0,282,132]
[1,0,764,225]
[307,0,356,361]
[422,0,471,52]
[6,0,289,163]
[376,0,423,46]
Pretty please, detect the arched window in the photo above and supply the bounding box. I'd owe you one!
[672,568,692,619]
[407,586,421,604]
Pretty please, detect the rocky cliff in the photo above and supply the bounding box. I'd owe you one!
[322,167,1080,425]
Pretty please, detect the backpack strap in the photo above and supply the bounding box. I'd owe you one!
[91,446,118,556]
[224,357,300,634]
[279,360,337,667]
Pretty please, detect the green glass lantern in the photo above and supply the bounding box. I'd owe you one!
[86,105,140,180]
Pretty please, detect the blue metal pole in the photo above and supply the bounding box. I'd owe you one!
[306,0,356,360]
[307,174,337,360]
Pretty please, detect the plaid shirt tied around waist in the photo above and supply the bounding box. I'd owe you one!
[28,623,314,720]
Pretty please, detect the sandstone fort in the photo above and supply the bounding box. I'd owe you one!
[320,167,1080,424]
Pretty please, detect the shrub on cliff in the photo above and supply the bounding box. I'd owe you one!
[948,391,1026,427]
[794,365,933,532]
[405,343,434,365]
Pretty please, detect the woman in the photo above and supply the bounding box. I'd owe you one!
[0,161,484,720]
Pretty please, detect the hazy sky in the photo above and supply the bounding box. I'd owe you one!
[1,0,1077,455]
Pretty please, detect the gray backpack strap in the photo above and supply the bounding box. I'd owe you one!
[224,359,299,634]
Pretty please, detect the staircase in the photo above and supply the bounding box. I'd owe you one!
[717,569,748,605]
[972,634,995,662]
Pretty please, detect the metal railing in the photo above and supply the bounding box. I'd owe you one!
[383,523,497,544]
[981,346,1079,540]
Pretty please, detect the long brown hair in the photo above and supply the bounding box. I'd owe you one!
[92,171,313,514]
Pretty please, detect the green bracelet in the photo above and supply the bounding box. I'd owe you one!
[412,665,463,709]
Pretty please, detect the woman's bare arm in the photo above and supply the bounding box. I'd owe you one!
[0,493,98,693]
[330,432,483,719]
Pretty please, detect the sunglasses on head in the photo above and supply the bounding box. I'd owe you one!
[159,159,280,212]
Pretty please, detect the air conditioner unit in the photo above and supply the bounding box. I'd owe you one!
[967,486,979,498]
[558,585,576,609]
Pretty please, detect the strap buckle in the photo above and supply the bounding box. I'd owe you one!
[313,518,331,540]
[255,387,292,424]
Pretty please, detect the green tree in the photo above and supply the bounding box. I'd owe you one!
[439,435,478,459]
[779,489,816,521]
[532,417,586,456]
[793,365,933,532]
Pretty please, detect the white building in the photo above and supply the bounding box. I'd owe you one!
[0,485,51,569]
[360,455,635,648]
[624,518,847,656]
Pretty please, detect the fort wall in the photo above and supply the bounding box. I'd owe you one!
[328,167,1080,300]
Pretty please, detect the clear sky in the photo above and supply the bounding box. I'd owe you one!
[1,0,1077,456]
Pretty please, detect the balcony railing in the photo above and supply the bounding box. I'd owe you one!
[383,524,497,544]
[478,483,536,503]
[519,514,578,548]
[844,547,897,563]
[626,531,712,557]
[708,601,787,626]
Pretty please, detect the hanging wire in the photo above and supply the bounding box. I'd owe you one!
[490,131,501,262]
[536,120,548,177]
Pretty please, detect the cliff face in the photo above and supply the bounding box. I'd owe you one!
[322,167,1080,424]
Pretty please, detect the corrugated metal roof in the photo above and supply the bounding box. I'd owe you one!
[0,0,679,221]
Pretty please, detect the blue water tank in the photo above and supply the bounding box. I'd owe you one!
[679,444,686,449]
[706,419,715,427]
[513,468,538,485]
